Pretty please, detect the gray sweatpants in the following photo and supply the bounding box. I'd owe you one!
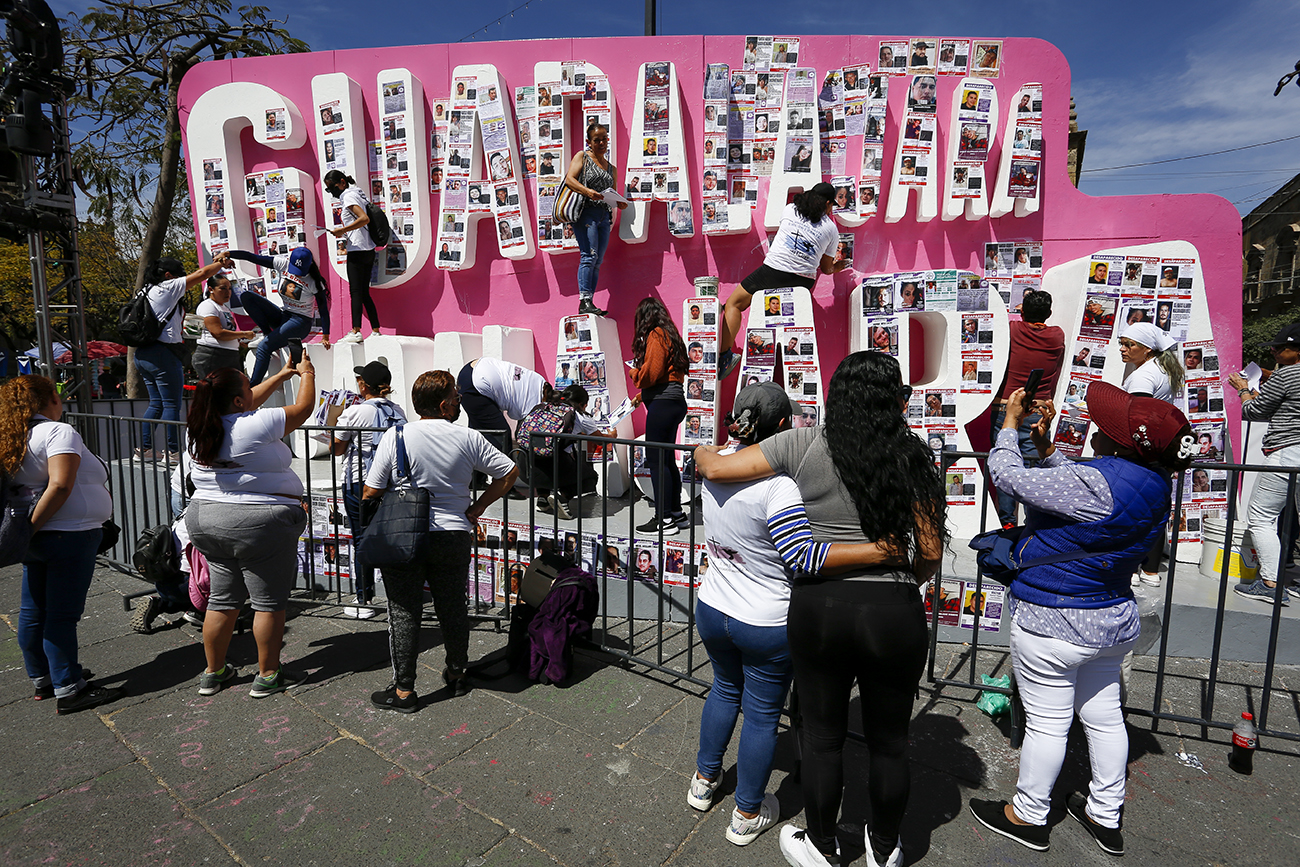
[186,499,307,612]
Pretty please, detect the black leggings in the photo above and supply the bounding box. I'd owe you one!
[457,362,510,454]
[788,578,928,858]
[383,531,472,691]
[643,394,687,519]
[346,250,380,331]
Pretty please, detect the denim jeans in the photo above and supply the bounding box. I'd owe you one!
[19,527,103,697]
[342,479,376,603]
[237,288,312,385]
[135,341,184,453]
[989,406,1042,526]
[695,599,793,813]
[573,206,611,300]
[1245,444,1300,586]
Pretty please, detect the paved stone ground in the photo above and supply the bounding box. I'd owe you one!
[1,562,1298,867]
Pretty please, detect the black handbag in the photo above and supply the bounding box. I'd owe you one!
[355,427,430,567]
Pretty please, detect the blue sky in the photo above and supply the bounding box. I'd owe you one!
[55,0,1300,215]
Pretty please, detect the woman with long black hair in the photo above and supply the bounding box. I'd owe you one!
[715,183,849,380]
[695,351,947,867]
[220,247,331,385]
[323,170,380,343]
[184,359,316,698]
[629,297,691,535]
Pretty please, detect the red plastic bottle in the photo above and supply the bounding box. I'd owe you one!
[1229,712,1256,775]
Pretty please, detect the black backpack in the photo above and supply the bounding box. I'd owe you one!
[365,201,391,248]
[132,524,183,587]
[119,286,182,348]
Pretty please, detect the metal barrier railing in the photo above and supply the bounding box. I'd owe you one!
[63,407,1300,742]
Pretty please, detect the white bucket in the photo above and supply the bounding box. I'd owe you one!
[693,276,720,297]
[1198,516,1259,582]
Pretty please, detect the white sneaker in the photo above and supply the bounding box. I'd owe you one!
[779,824,840,867]
[863,825,903,867]
[726,793,778,846]
[1139,571,1162,587]
[686,772,719,811]
[337,331,363,345]
[182,610,205,627]
[548,491,573,521]
[343,605,378,619]
[1130,571,1143,587]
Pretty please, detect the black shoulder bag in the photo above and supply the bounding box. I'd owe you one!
[356,426,430,567]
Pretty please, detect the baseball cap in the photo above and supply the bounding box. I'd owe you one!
[731,382,796,443]
[354,360,392,390]
[1086,381,1192,467]
[286,246,314,278]
[810,181,837,200]
[1261,322,1300,348]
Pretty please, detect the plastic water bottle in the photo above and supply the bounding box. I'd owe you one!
[1229,712,1257,775]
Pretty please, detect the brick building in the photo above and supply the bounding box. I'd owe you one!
[1243,171,1300,315]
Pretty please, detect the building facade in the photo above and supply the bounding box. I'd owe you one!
[1243,171,1300,315]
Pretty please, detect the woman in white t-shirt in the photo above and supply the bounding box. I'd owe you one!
[1118,322,1185,586]
[1,375,122,714]
[134,256,225,461]
[688,383,894,847]
[192,273,254,379]
[362,370,519,713]
[717,183,848,379]
[329,360,407,618]
[323,170,381,343]
[184,358,317,699]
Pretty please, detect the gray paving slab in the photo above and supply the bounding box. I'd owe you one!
[0,692,137,814]
[427,714,701,867]
[479,835,567,866]
[0,762,233,867]
[295,669,530,776]
[106,687,338,805]
[199,737,506,867]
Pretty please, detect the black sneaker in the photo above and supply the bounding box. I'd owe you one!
[35,668,93,701]
[442,667,471,697]
[969,798,1050,852]
[56,683,125,715]
[370,684,419,713]
[131,595,160,634]
[577,298,607,317]
[1067,792,1124,856]
[635,515,679,536]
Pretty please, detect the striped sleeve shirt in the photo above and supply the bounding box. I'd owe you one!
[1243,363,1300,454]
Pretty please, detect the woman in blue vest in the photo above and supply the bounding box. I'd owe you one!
[969,381,1193,857]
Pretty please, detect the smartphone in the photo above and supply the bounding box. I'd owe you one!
[1023,368,1043,408]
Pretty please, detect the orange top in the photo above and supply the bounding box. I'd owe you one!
[631,327,685,389]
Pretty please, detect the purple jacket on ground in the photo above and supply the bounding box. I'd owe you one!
[526,567,599,683]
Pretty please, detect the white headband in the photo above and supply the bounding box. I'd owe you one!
[1120,322,1177,353]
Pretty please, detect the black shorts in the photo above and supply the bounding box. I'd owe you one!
[738,263,816,294]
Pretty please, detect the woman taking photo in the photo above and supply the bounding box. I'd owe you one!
[363,370,519,712]
[565,122,626,317]
[969,383,1192,857]
[1118,321,1184,587]
[324,170,380,343]
[629,297,690,536]
[221,247,331,386]
[185,359,317,698]
[2,375,123,714]
[716,183,848,380]
[193,273,255,379]
[695,352,946,867]
[689,382,907,849]
[135,257,225,462]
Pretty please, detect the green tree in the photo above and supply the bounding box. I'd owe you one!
[1242,309,1300,369]
[64,0,308,289]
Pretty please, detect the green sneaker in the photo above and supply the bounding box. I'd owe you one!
[197,664,239,696]
[249,667,305,698]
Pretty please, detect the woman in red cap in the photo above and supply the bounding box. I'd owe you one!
[969,381,1193,858]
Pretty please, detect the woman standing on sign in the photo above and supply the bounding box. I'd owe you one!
[135,257,225,462]
[629,297,690,536]
[323,170,381,343]
[1117,322,1185,587]
[565,122,627,317]
[694,352,946,867]
[716,183,848,381]
[969,383,1192,858]
[2,375,123,715]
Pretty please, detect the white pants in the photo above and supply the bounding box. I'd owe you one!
[1010,621,1136,828]
[1245,444,1300,586]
